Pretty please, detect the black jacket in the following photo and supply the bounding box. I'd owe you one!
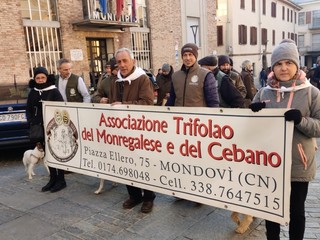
[26,74,63,126]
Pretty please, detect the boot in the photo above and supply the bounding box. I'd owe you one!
[42,167,57,192]
[50,169,66,193]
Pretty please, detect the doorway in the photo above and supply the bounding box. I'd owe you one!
[86,38,114,89]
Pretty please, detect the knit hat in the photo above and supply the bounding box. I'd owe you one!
[271,39,299,70]
[181,43,198,59]
[162,63,170,72]
[198,55,218,67]
[34,67,48,78]
[109,57,118,71]
[218,55,231,66]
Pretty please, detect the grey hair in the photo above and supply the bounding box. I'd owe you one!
[115,48,134,59]
[241,60,252,70]
[57,58,72,67]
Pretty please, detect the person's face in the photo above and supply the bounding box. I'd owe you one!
[273,60,298,81]
[116,51,135,77]
[162,70,169,75]
[105,65,111,74]
[58,63,72,79]
[182,52,196,67]
[34,73,47,84]
[219,63,231,74]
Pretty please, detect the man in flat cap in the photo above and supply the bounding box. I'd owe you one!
[166,43,219,107]
[199,55,245,108]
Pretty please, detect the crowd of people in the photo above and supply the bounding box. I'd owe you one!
[26,39,320,240]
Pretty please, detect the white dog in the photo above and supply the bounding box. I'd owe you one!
[94,179,118,194]
[22,142,48,179]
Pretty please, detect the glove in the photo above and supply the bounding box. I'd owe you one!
[285,109,302,125]
[249,102,266,112]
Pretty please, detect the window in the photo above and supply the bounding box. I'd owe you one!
[312,10,320,29]
[271,2,276,18]
[291,10,293,23]
[282,31,285,39]
[287,9,290,21]
[20,0,58,21]
[298,35,305,48]
[20,0,62,77]
[187,17,200,46]
[261,28,268,45]
[298,12,305,25]
[312,33,320,51]
[272,30,275,45]
[239,25,247,45]
[262,0,266,15]
[282,7,285,20]
[250,26,257,45]
[131,31,151,70]
[252,0,255,12]
[217,26,223,46]
[240,0,245,9]
[295,12,297,24]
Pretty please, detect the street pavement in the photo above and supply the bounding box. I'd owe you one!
[0,145,319,240]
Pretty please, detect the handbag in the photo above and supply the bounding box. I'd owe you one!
[29,124,44,141]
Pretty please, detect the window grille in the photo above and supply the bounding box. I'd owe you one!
[131,31,151,70]
[20,0,62,77]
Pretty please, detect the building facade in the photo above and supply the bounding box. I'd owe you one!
[0,0,217,89]
[216,0,301,76]
[294,0,320,68]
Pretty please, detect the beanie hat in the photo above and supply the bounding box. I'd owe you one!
[181,43,198,59]
[34,67,48,78]
[109,57,118,71]
[162,63,170,72]
[218,55,231,66]
[271,39,299,70]
[198,55,218,67]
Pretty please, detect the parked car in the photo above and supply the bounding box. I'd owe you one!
[0,83,31,149]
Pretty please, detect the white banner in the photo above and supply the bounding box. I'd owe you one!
[43,102,293,225]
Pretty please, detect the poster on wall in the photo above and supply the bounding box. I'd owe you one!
[70,49,83,61]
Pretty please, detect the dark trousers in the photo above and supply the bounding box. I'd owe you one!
[266,181,309,240]
[126,185,155,202]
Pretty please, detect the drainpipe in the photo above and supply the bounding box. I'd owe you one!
[226,0,231,55]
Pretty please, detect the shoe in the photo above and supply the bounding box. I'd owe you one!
[50,181,66,193]
[122,198,142,209]
[41,180,55,192]
[141,201,154,213]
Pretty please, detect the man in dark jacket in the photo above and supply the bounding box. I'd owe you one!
[198,55,244,108]
[156,63,174,106]
[166,43,219,107]
[312,56,320,89]
[218,55,247,98]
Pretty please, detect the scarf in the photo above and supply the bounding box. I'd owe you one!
[116,66,146,85]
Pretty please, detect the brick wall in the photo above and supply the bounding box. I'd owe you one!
[0,1,30,86]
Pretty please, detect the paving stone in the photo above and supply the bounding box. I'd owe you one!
[0,147,319,240]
